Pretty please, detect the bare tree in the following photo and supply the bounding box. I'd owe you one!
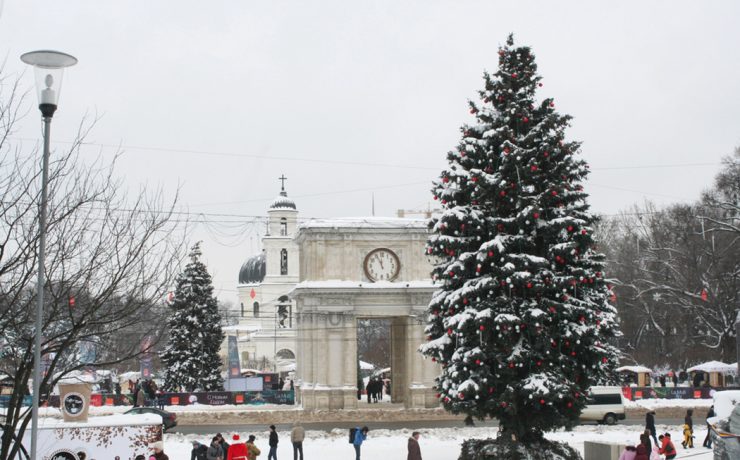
[0,72,187,459]
[604,153,740,368]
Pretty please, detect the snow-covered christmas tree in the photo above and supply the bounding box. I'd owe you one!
[161,242,225,392]
[420,35,620,454]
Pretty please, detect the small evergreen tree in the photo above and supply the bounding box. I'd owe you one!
[420,35,620,446]
[161,242,225,391]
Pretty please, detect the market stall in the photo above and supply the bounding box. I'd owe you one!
[616,365,653,386]
[687,360,736,387]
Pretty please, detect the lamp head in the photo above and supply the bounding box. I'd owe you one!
[20,50,77,118]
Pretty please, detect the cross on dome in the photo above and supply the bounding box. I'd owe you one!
[279,174,287,192]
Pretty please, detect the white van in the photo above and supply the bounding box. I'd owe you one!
[580,385,626,425]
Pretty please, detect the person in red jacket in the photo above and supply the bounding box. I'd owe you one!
[227,434,248,460]
[658,433,677,459]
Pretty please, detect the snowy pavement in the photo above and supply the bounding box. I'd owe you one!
[163,424,714,459]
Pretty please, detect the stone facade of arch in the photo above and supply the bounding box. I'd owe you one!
[291,219,439,410]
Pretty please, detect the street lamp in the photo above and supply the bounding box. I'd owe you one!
[20,49,77,460]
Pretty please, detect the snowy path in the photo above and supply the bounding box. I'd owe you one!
[162,424,714,459]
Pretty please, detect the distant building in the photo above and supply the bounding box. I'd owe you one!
[231,183,299,373]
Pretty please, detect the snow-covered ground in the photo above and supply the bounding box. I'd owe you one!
[164,425,713,459]
[625,398,714,410]
[31,402,298,417]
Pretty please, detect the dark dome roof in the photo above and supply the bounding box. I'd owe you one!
[269,190,297,210]
[239,252,266,284]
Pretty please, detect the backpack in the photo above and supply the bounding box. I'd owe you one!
[349,427,357,444]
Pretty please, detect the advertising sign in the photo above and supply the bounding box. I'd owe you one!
[227,335,241,378]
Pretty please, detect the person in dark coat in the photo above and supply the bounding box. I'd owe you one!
[268,424,278,460]
[703,405,715,448]
[645,411,658,444]
[671,372,678,387]
[216,433,230,458]
[407,432,422,460]
[659,375,666,387]
[191,441,208,460]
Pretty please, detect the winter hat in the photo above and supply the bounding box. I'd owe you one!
[151,441,164,450]
[233,434,240,441]
[248,435,256,442]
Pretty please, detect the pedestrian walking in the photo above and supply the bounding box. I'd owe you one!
[645,411,658,445]
[703,405,715,448]
[352,426,369,460]
[268,425,278,460]
[216,433,230,458]
[246,435,261,460]
[227,434,248,460]
[407,431,422,460]
[290,422,305,460]
[207,437,223,460]
[682,409,694,448]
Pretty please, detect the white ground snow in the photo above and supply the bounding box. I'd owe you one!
[163,425,713,459]
[31,403,299,418]
[624,398,714,410]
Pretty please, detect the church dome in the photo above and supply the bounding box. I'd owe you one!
[269,190,297,210]
[239,252,266,284]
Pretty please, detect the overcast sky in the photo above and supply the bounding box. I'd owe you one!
[2,1,738,303]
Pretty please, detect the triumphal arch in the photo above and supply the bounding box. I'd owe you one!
[291,218,439,410]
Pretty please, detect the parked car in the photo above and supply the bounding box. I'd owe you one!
[580,386,626,425]
[124,406,177,431]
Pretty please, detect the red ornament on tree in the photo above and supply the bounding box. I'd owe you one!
[512,73,518,78]
[533,212,540,219]
[522,117,529,123]
[530,165,538,172]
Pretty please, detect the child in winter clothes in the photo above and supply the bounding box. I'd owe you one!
[682,409,694,448]
[618,445,636,460]
[682,423,694,449]
[658,434,677,460]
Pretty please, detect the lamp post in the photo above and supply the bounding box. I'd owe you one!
[20,50,77,460]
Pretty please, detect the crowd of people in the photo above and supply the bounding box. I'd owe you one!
[364,376,390,403]
[188,425,305,460]
[619,407,716,459]
[183,423,424,460]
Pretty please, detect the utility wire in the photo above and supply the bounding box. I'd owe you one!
[10,136,724,173]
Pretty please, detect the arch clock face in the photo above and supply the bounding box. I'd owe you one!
[364,248,400,282]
